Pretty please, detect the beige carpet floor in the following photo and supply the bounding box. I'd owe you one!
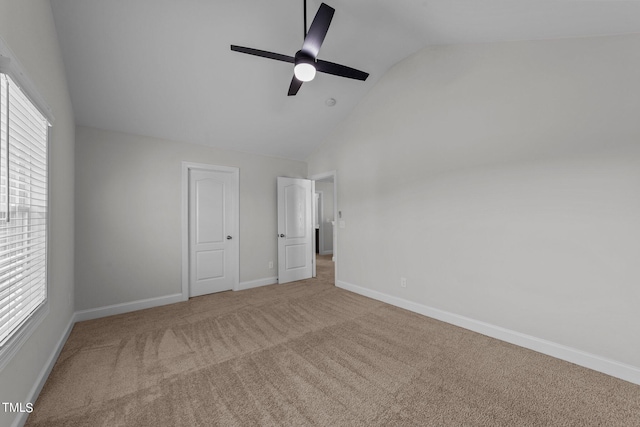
[27,255,640,426]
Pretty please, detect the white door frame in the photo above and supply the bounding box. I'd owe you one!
[181,162,240,299]
[309,170,337,283]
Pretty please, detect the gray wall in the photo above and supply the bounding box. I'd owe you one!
[75,126,307,311]
[308,34,640,368]
[0,1,75,426]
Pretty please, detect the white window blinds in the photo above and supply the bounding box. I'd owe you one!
[0,73,49,347]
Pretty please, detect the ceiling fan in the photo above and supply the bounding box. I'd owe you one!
[230,0,369,96]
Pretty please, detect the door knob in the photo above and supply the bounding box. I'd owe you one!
[227,235,232,240]
[279,234,285,238]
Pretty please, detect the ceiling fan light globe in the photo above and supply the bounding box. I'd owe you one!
[294,63,316,82]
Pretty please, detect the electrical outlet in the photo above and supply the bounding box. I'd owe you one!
[268,261,273,269]
[400,277,407,288]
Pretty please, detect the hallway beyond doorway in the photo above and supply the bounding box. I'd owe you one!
[316,254,334,285]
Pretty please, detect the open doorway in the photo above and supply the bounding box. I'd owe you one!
[314,190,333,256]
[309,171,337,285]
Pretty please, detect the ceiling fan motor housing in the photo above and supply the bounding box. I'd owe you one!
[294,50,317,82]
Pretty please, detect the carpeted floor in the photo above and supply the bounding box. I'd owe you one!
[27,255,640,426]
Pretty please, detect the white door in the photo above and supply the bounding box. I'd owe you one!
[277,177,313,284]
[189,167,238,296]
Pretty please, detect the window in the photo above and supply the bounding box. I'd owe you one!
[0,72,49,348]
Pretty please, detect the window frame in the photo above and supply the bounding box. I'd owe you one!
[0,38,54,372]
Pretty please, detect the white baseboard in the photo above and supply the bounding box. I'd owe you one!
[11,314,76,427]
[74,293,184,322]
[320,250,333,256]
[74,280,281,322]
[337,280,640,386]
[236,276,278,291]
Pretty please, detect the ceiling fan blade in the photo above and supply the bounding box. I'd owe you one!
[301,3,335,58]
[316,59,369,81]
[288,76,303,96]
[230,45,295,63]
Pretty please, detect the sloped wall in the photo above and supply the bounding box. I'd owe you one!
[308,34,640,369]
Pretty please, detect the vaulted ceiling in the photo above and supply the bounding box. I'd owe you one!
[51,0,640,160]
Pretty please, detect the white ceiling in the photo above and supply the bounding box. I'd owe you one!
[51,0,640,160]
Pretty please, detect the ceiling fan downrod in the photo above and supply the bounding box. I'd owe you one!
[303,0,308,39]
